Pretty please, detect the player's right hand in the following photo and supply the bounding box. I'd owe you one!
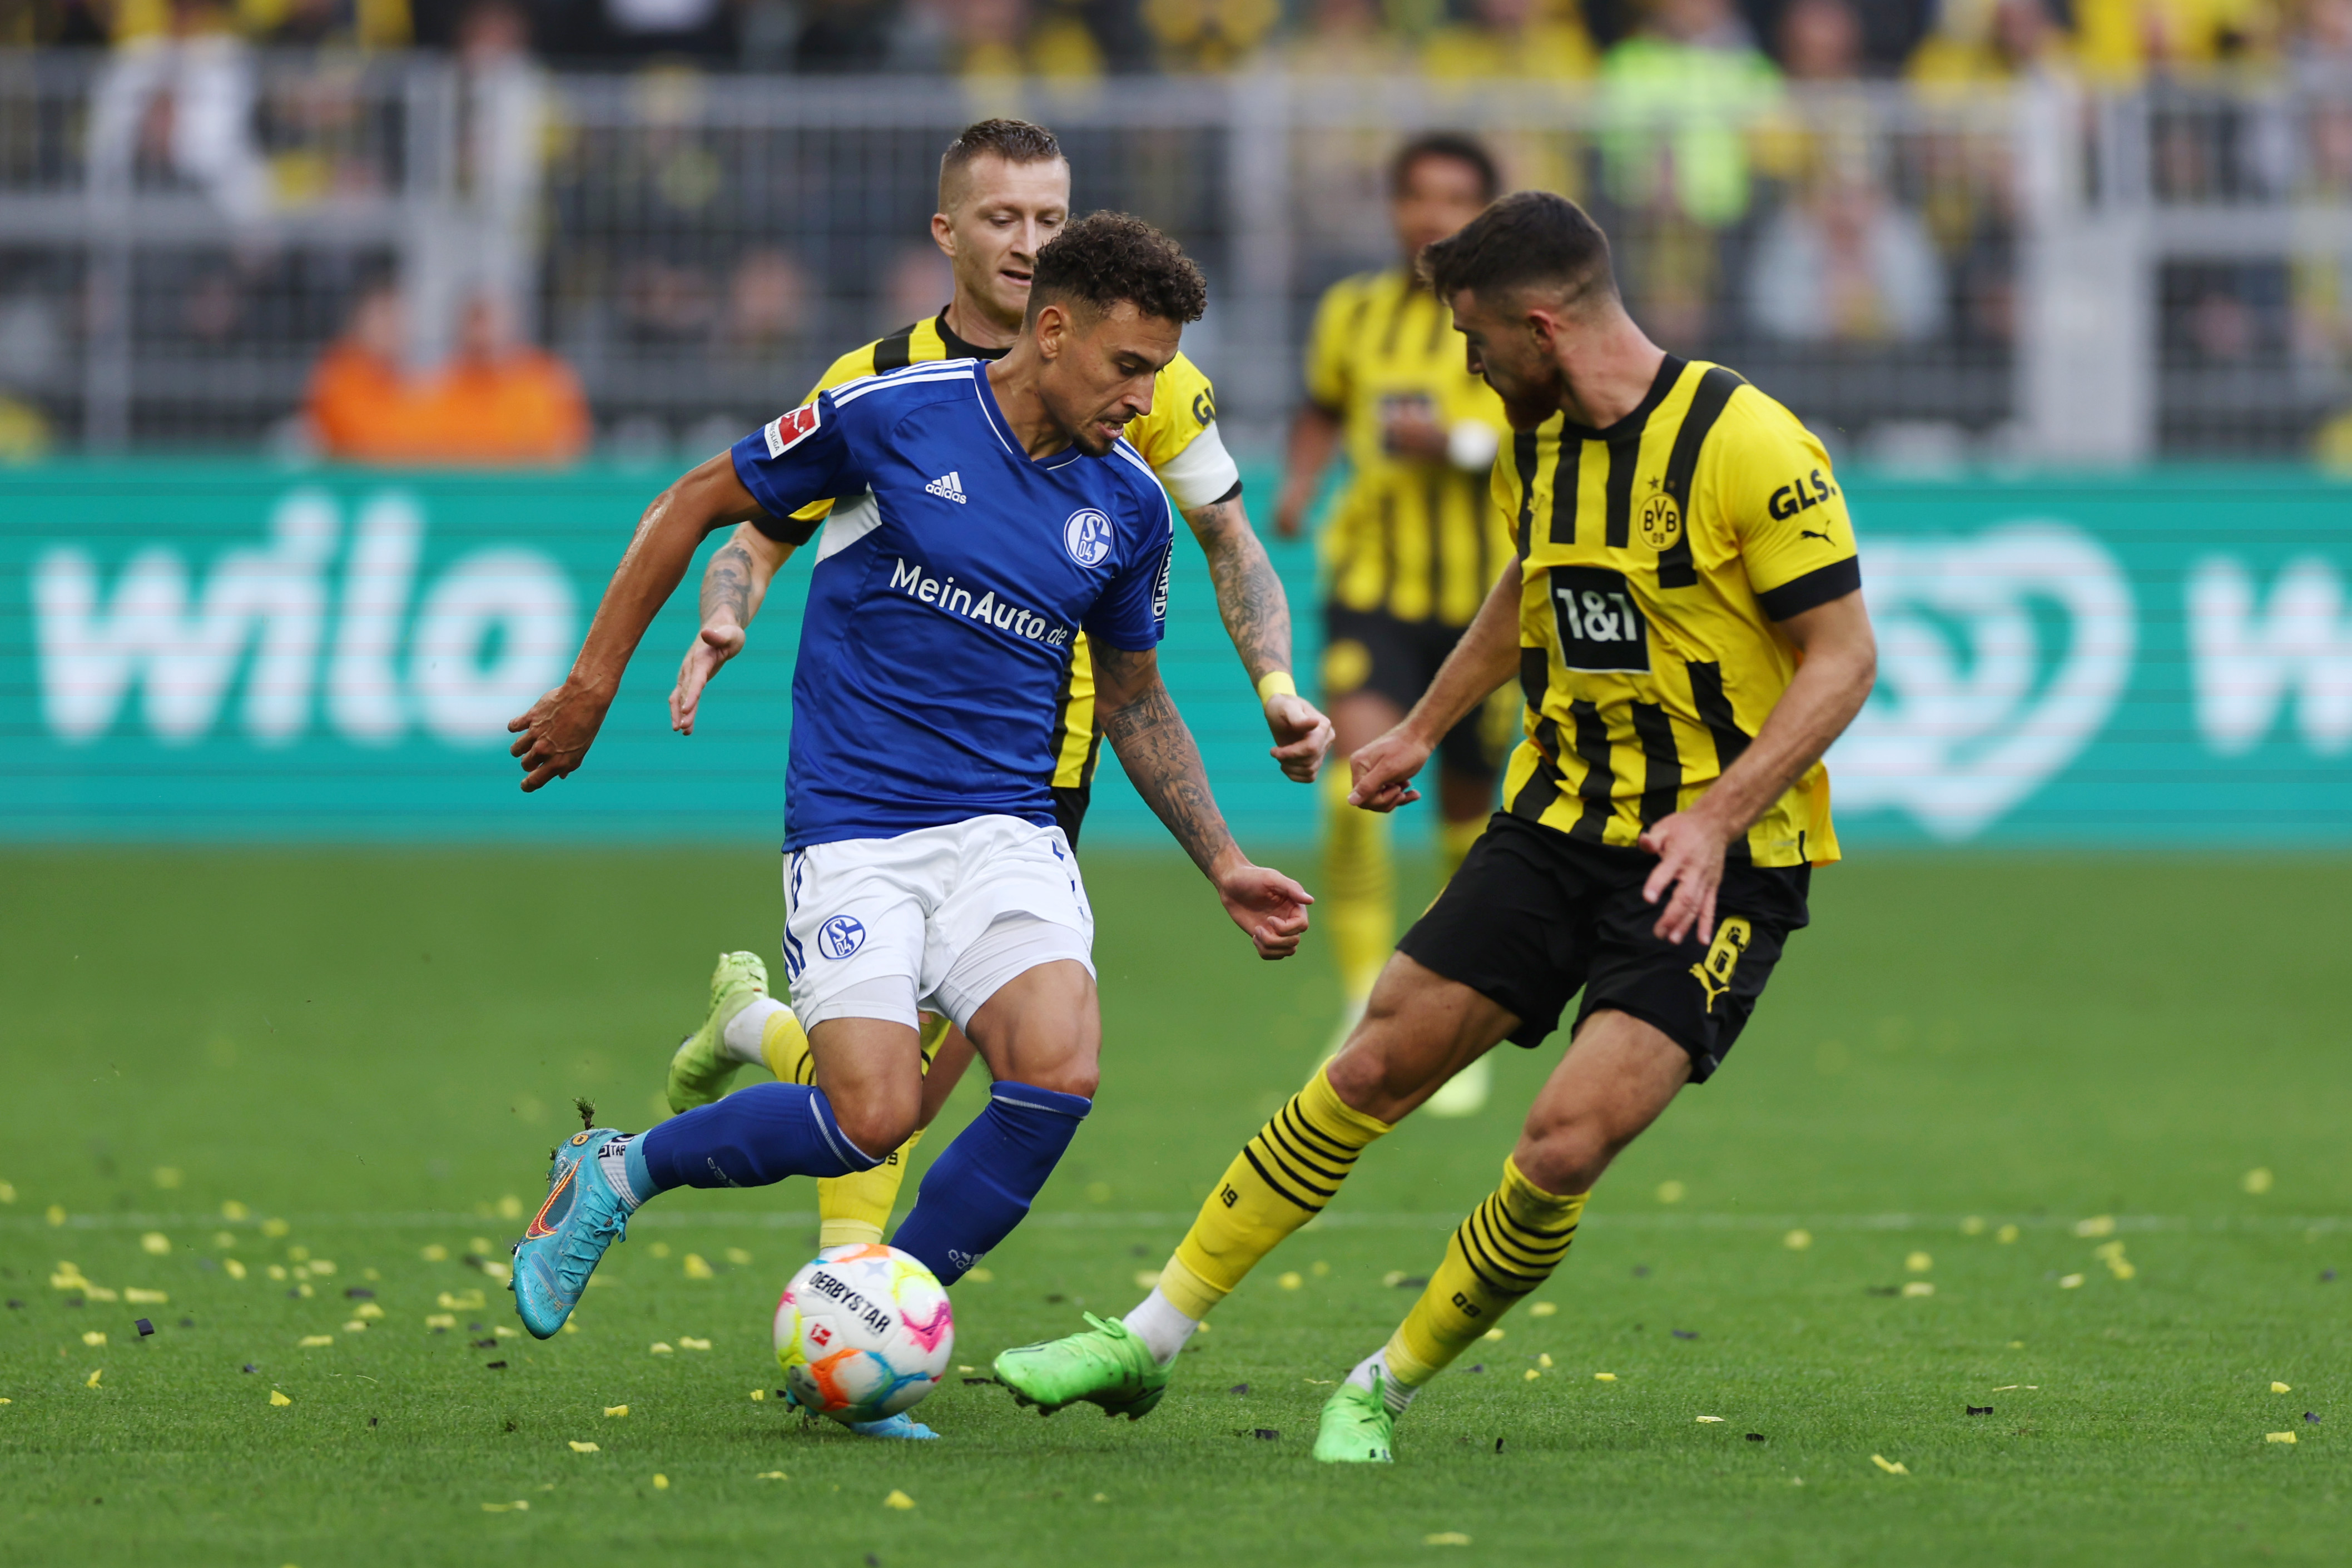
[1346,725,1432,813]
[669,621,746,735]
[1214,862,1313,960]
[508,680,613,792]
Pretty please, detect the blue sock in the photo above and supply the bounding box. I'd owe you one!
[631,1082,883,1196]
[892,1083,1091,1286]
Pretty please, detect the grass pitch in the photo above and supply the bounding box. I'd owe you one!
[2,847,2345,1566]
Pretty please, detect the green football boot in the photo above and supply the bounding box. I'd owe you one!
[1312,1376,1396,1463]
[993,1312,1169,1420]
[666,951,772,1114]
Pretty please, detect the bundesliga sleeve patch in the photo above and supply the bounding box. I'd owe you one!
[764,403,820,459]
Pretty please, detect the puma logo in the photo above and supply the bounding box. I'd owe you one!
[1800,528,1833,542]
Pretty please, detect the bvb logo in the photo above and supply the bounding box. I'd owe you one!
[1639,493,1682,551]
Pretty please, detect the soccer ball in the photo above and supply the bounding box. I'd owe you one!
[773,1244,954,1425]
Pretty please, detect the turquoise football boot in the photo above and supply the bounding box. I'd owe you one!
[781,1385,939,1440]
[510,1128,634,1339]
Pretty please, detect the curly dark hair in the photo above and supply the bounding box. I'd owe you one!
[1420,190,1616,310]
[1028,211,1207,326]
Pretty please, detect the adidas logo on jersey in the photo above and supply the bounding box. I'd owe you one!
[925,471,968,504]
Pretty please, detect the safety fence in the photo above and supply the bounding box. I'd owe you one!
[1,53,2349,461]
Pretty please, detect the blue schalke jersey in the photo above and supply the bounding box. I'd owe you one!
[729,359,1175,850]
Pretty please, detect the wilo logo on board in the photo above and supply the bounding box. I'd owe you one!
[32,489,577,748]
[1830,520,2136,841]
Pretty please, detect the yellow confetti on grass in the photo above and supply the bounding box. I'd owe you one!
[606,1405,631,1417]
[1529,1302,1558,1317]
[49,1267,89,1291]
[220,1200,250,1221]
[298,1336,334,1348]
[682,1254,715,1281]
[0,1180,14,1203]
[569,1441,601,1453]
[1784,1229,1813,1251]
[1961,1215,1986,1235]
[1537,1353,1554,1368]
[1425,1532,1471,1546]
[1482,1328,1505,1341]
[2058,1274,2086,1289]
[224,1260,247,1281]
[82,1331,106,1347]
[86,1369,103,1388]
[756,1472,789,1481]
[420,1244,449,1262]
[2073,1215,2116,1238]
[141,1232,171,1255]
[261,1218,290,1239]
[1871,1454,1911,1475]
[1656,1180,1686,1204]
[1278,1272,1302,1291]
[46,1205,66,1225]
[1696,1416,1725,1423]
[1594,1372,1617,1382]
[1906,1252,1933,1273]
[649,1343,673,1355]
[1903,1282,1936,1298]
[125,1288,167,1304]
[725,1248,753,1266]
[425,1313,455,1329]
[1523,1369,1541,1382]
[2271,1382,2292,1393]
[269,1390,291,1406]
[1134,1271,1163,1289]
[965,1268,994,1284]
[482,1501,532,1512]
[652,1475,670,1490]
[2242,1168,2274,1195]
[1996,1225,2020,1244]
[884,1490,915,1510]
[354,1303,384,1320]
[748,1390,765,1402]
[437,1290,485,1311]
[342,1321,369,1334]
[679,1337,712,1351]
[2266,1431,2297,1444]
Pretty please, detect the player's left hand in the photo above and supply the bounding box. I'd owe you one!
[1264,692,1335,783]
[1637,808,1734,946]
[507,680,613,792]
[1214,862,1314,960]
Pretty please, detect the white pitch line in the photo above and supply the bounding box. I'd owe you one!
[3,1211,2345,1234]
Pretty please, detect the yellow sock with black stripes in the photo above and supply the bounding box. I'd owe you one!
[1322,765,1395,1005]
[1436,816,1485,886]
[815,1128,924,1247]
[1378,1157,1586,1397]
[765,1012,951,1247]
[1147,1066,1392,1341]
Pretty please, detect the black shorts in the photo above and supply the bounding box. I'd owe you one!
[1322,604,1506,778]
[1051,783,1090,849]
[1396,812,1810,1081]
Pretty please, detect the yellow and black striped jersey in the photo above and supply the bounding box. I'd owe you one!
[1497,357,1861,869]
[1306,269,1512,627]
[788,309,1237,800]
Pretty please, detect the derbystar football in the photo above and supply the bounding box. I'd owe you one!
[773,1243,954,1424]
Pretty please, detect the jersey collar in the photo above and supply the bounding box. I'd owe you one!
[936,308,1011,363]
[972,360,1087,471]
[1556,354,1688,444]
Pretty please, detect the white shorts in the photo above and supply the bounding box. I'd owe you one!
[782,814,1095,1034]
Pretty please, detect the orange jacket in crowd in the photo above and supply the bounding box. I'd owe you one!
[306,341,591,465]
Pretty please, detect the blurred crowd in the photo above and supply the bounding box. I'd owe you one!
[7,0,2348,86]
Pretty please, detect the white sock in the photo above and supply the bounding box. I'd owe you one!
[1344,1348,1418,1415]
[597,1136,642,1210]
[1122,1288,1200,1366]
[722,997,787,1066]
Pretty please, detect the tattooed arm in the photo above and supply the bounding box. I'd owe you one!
[671,523,795,735]
[1182,489,1335,783]
[1093,641,1313,960]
